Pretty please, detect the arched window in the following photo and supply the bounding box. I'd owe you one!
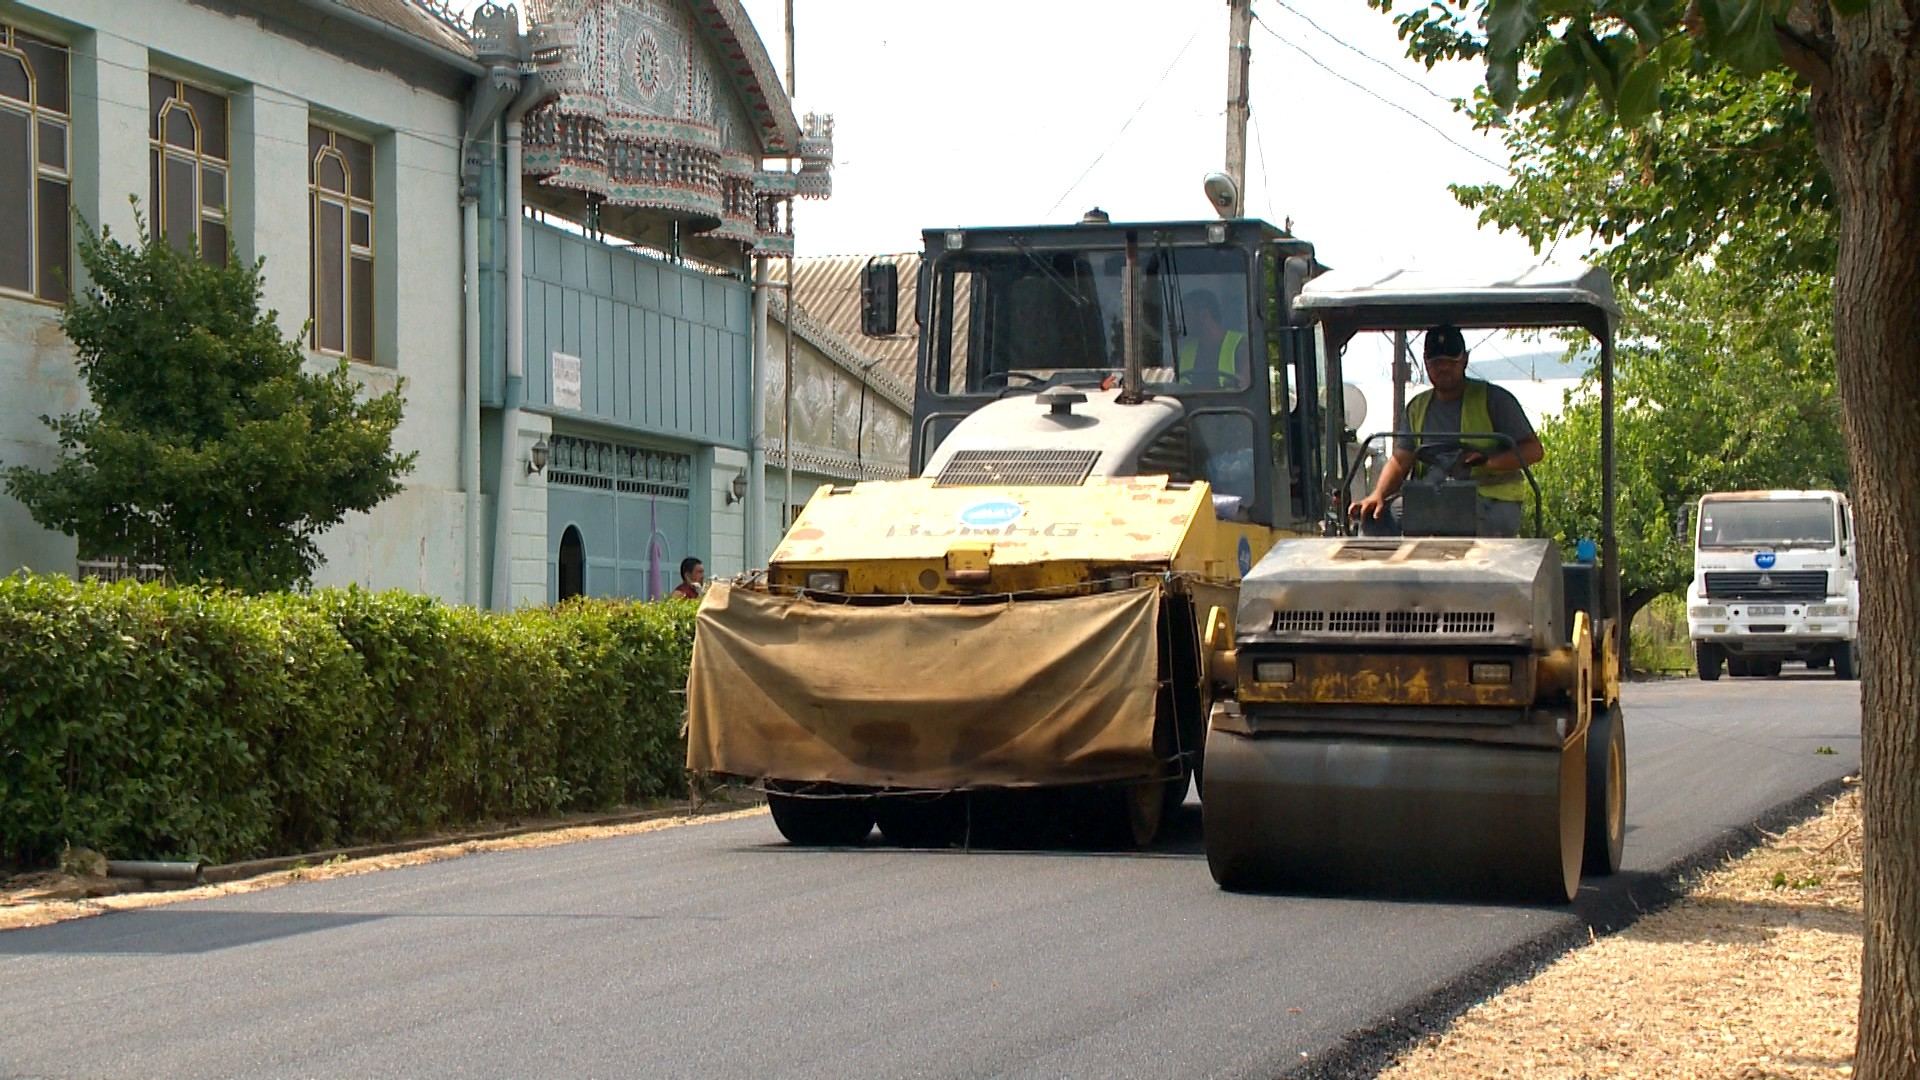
[558,525,585,601]
[148,75,228,264]
[309,125,375,362]
[0,23,70,302]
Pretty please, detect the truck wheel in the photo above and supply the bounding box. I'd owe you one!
[1806,654,1831,670]
[1696,643,1724,682]
[1728,657,1751,677]
[1758,659,1784,678]
[1834,643,1858,681]
[1583,704,1626,876]
[767,788,873,846]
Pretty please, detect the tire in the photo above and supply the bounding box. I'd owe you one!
[1806,654,1831,671]
[1583,704,1626,876]
[767,789,873,846]
[1696,643,1724,682]
[873,795,966,848]
[1834,642,1858,681]
[1728,657,1750,677]
[1758,659,1784,678]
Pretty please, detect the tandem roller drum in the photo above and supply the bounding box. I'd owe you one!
[1202,724,1587,903]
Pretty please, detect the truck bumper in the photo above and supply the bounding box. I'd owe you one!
[1689,611,1855,657]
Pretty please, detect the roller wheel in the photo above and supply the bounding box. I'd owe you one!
[1696,643,1724,682]
[874,795,966,848]
[767,788,873,846]
[1583,704,1626,876]
[1834,643,1858,681]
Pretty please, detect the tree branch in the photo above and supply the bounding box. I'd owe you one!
[1775,20,1835,91]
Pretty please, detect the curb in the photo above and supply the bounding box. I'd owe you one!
[1286,773,1858,1080]
[201,795,763,885]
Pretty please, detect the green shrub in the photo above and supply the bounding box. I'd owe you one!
[0,575,696,867]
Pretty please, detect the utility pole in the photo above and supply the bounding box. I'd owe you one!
[781,0,797,533]
[1225,0,1252,217]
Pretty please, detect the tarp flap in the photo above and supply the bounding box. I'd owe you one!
[686,583,1164,788]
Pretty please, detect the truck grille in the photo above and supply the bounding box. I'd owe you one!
[934,449,1099,487]
[1703,571,1827,601]
[1269,610,1497,635]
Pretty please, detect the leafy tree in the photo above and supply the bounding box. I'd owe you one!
[2,219,416,592]
[1367,2,1920,1069]
[1534,264,1846,632]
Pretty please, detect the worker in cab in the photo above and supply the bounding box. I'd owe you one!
[1175,289,1249,388]
[1348,324,1543,537]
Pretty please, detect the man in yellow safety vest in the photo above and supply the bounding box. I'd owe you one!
[1349,324,1543,537]
[1175,290,1248,387]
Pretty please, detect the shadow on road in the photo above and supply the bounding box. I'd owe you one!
[0,909,384,956]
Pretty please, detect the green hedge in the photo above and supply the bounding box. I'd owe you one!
[0,575,695,867]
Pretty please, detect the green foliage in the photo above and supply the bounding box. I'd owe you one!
[1530,262,1847,612]
[1451,62,1829,289]
[1,216,416,592]
[0,575,697,866]
[1627,593,1693,674]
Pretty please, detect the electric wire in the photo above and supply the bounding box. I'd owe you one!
[1249,12,1508,174]
[1043,18,1205,218]
[1261,0,1461,108]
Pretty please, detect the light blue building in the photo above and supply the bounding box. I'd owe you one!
[0,0,838,606]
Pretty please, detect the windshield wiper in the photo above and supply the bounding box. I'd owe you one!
[1010,237,1090,310]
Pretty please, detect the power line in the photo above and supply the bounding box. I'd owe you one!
[1044,18,1205,218]
[1249,13,1508,174]
[1261,0,1460,108]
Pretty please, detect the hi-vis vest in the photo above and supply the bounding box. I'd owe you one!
[1406,379,1528,503]
[1178,330,1245,380]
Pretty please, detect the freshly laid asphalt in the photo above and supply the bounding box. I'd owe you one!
[0,677,1860,1080]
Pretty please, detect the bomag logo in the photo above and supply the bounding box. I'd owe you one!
[884,521,1083,539]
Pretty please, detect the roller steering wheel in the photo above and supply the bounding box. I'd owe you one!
[1413,440,1476,480]
[980,370,1045,389]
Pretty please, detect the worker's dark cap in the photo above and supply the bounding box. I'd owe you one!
[1423,324,1468,359]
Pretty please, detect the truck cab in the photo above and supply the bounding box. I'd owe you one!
[1687,490,1859,680]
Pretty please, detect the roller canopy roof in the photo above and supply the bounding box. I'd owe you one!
[1294,263,1619,343]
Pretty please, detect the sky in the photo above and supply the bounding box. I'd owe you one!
[453,1,1581,426]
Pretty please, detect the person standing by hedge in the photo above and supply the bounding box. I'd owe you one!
[672,557,705,600]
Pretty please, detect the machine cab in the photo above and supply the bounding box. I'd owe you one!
[866,218,1338,533]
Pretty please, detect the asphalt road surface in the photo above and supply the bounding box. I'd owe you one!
[1,677,1860,1080]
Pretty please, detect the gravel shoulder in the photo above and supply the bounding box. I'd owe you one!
[1380,782,1862,1079]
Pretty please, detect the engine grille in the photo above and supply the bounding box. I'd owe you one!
[1269,609,1498,636]
[934,449,1100,487]
[1703,570,1827,601]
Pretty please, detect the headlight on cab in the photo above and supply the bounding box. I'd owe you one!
[1690,605,1727,619]
[1470,661,1513,686]
[1253,660,1295,684]
[804,570,847,593]
[1807,603,1848,617]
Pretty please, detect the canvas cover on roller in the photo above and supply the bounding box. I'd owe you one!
[686,583,1164,788]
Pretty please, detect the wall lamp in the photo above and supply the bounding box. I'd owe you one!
[725,472,748,505]
[527,436,551,476]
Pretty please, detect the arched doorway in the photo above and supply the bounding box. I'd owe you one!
[557,525,585,601]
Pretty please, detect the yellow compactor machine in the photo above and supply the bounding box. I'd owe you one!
[1201,266,1629,902]
[686,216,1347,848]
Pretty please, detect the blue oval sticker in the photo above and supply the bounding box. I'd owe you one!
[1755,551,1778,569]
[1237,535,1254,577]
[958,500,1024,529]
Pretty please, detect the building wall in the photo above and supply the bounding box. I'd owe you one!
[0,0,470,598]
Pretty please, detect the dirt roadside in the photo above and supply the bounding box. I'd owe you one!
[0,804,768,932]
[1380,783,1862,1079]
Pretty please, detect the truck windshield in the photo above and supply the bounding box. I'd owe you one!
[928,245,1253,395]
[1699,499,1836,548]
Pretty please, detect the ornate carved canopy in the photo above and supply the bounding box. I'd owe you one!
[522,0,830,255]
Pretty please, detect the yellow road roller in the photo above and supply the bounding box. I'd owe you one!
[686,216,1353,848]
[1201,266,1628,902]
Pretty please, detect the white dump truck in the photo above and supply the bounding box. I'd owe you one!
[1687,490,1859,680]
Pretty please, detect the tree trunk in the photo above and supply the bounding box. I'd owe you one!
[1620,586,1663,676]
[1810,5,1920,1073]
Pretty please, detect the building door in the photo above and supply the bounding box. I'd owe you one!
[546,435,694,601]
[557,525,585,600]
